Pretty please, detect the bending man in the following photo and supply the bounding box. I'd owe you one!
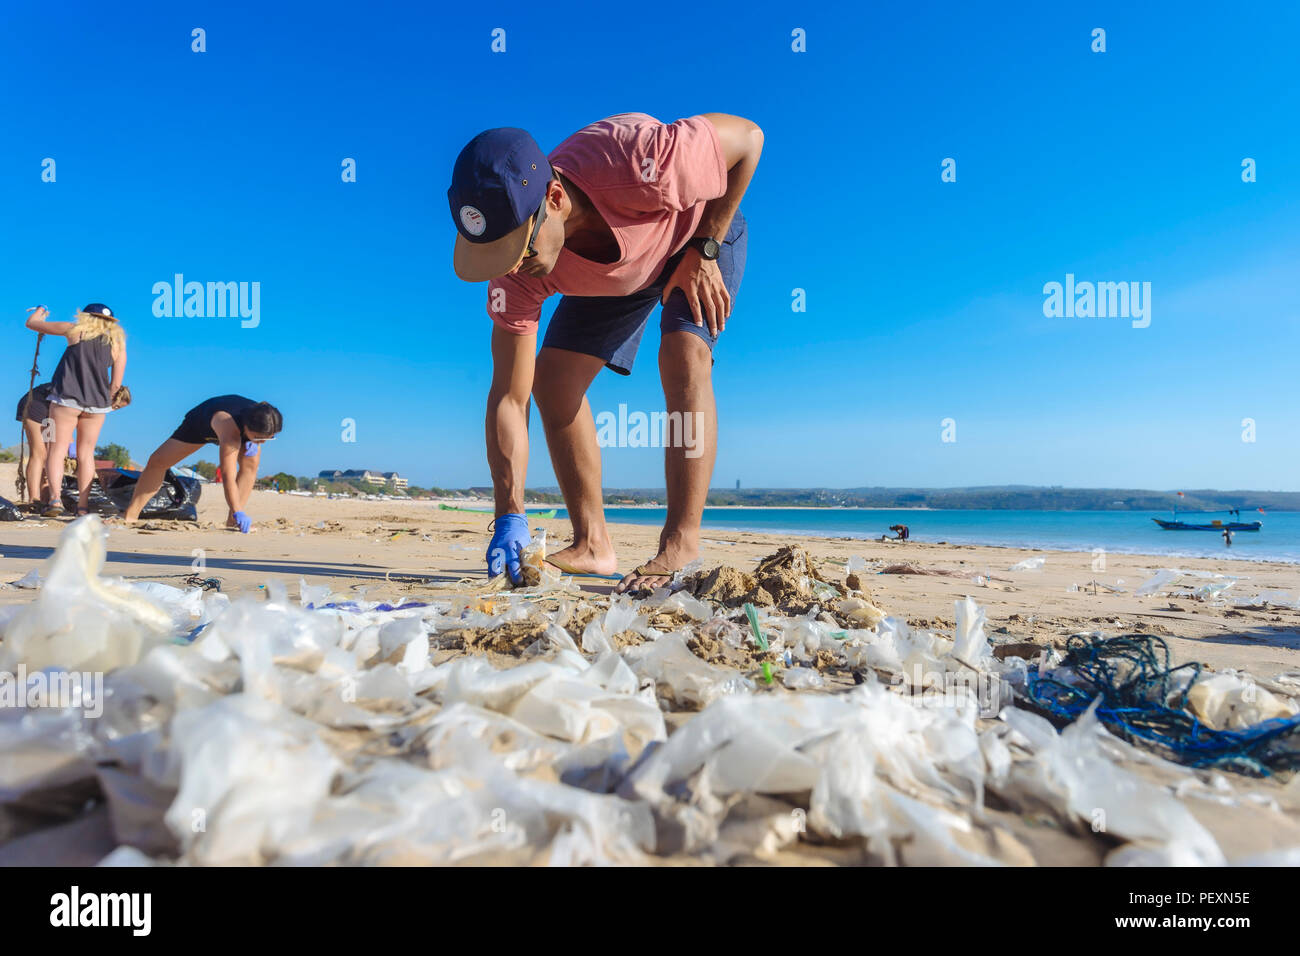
[448,112,762,591]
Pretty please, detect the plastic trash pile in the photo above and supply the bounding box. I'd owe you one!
[1,518,1297,866]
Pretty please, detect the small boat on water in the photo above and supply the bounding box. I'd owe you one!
[1152,518,1262,532]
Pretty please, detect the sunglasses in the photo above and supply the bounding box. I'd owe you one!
[522,199,548,259]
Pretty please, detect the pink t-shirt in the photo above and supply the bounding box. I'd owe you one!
[486,113,728,334]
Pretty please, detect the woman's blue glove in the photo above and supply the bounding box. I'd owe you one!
[486,513,530,583]
[244,441,259,457]
[233,511,252,533]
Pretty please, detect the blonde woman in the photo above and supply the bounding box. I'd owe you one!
[23,304,129,517]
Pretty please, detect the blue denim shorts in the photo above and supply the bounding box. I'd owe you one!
[541,209,748,375]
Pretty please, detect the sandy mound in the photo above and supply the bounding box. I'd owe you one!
[689,545,857,613]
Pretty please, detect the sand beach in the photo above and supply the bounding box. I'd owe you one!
[2,464,1299,866]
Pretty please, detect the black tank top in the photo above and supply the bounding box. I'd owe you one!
[51,336,114,409]
[184,395,259,443]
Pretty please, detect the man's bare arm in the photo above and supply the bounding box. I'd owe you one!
[696,113,764,243]
[486,326,536,516]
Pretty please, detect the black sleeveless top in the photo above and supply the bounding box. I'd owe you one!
[172,395,259,445]
[51,336,114,409]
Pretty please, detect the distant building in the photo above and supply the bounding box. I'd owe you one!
[318,468,406,488]
[318,469,385,486]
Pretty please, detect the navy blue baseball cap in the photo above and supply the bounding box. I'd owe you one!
[448,127,551,282]
[80,303,115,319]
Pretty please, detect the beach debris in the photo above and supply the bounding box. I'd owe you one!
[991,703,1225,866]
[1008,557,1046,572]
[1023,633,1300,775]
[0,518,1293,866]
[0,496,25,522]
[0,517,174,672]
[1135,568,1182,596]
[1234,589,1299,610]
[59,468,200,521]
[1186,672,1298,730]
[687,546,850,616]
[876,563,965,577]
[9,569,42,589]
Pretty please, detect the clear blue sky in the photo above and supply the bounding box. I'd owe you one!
[2,0,1296,490]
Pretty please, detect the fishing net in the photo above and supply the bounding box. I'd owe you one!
[1025,634,1300,775]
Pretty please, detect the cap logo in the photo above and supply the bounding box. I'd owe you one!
[459,205,486,236]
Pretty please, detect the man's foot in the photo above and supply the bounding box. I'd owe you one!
[615,539,700,594]
[545,541,619,576]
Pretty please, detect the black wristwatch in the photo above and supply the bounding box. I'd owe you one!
[688,236,721,260]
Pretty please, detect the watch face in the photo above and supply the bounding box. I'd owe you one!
[702,238,720,259]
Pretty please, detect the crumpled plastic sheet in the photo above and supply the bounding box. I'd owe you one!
[1185,671,1299,730]
[0,516,1290,866]
[989,703,1225,866]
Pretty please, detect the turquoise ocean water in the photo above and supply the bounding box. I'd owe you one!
[553,508,1300,564]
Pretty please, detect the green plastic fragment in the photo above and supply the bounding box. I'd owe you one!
[761,661,773,685]
[831,631,848,641]
[743,602,769,651]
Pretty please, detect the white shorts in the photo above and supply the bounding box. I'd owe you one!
[49,395,113,415]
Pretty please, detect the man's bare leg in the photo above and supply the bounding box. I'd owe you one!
[532,346,618,575]
[121,439,202,521]
[616,331,716,593]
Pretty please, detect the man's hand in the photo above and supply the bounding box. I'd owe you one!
[661,247,731,336]
[232,511,252,534]
[487,513,530,584]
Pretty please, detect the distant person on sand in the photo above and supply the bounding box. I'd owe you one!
[890,524,910,541]
[14,382,56,509]
[119,396,282,533]
[1223,528,1233,548]
[448,113,763,590]
[22,305,130,517]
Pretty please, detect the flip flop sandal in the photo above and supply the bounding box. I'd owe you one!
[621,564,677,594]
[41,504,65,518]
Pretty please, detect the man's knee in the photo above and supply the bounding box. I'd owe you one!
[533,353,592,423]
[659,332,713,392]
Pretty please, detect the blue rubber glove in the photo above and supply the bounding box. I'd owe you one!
[244,440,259,457]
[486,513,530,583]
[233,510,252,534]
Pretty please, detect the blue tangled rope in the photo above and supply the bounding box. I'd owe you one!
[1024,634,1300,776]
